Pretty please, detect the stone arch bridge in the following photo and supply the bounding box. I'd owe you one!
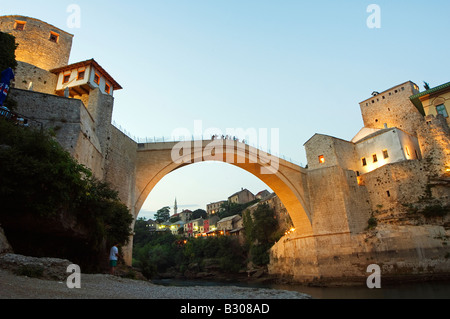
[106,134,373,281]
[133,139,313,237]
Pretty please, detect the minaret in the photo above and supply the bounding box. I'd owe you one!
[174,198,178,215]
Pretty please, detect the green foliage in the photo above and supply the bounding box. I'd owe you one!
[0,32,18,71]
[133,218,154,243]
[420,205,448,218]
[191,209,207,220]
[219,200,259,219]
[243,204,278,266]
[404,202,449,219]
[367,217,378,230]
[154,206,170,223]
[133,232,184,278]
[132,225,246,278]
[0,120,133,258]
[183,236,245,273]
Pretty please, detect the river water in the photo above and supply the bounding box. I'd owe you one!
[152,278,450,299]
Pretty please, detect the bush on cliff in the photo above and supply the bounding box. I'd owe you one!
[0,119,133,271]
[0,32,18,72]
[243,203,279,266]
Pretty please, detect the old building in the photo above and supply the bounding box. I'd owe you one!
[228,188,255,205]
[255,190,271,200]
[410,81,450,127]
[206,200,227,216]
[184,218,204,238]
[0,15,122,182]
[203,215,220,234]
[217,215,242,236]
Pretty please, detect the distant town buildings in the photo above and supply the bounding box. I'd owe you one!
[144,188,277,240]
[228,188,256,205]
[206,200,227,216]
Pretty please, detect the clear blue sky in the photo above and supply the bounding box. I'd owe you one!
[3,1,450,219]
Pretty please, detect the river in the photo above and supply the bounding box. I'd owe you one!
[152,278,450,299]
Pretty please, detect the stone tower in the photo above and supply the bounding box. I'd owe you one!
[359,81,424,135]
[0,15,73,71]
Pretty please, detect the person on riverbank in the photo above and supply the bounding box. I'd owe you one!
[109,244,119,275]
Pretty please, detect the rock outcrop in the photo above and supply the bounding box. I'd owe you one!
[0,253,73,281]
[0,226,13,254]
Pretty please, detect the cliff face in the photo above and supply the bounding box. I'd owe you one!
[1,210,108,273]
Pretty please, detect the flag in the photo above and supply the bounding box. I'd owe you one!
[0,68,14,106]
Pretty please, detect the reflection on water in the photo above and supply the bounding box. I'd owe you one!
[152,278,450,299]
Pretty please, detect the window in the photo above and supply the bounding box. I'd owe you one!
[94,73,100,85]
[14,21,26,31]
[362,158,367,166]
[318,155,325,164]
[405,146,410,156]
[387,191,391,197]
[373,154,378,163]
[49,32,59,43]
[383,149,389,159]
[436,104,448,118]
[77,70,85,81]
[105,83,111,94]
[63,73,71,84]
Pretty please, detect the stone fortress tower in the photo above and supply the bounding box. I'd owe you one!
[0,15,73,71]
[1,15,139,264]
[2,15,449,282]
[0,15,126,183]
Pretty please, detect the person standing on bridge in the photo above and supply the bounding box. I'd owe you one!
[109,243,120,276]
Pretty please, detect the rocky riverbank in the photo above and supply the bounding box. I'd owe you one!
[0,254,311,299]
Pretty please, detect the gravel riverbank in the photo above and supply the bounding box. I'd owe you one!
[0,269,311,299]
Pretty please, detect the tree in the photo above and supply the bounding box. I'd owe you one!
[243,203,278,266]
[154,206,170,223]
[191,209,207,220]
[0,119,133,271]
[0,32,18,72]
[251,204,278,244]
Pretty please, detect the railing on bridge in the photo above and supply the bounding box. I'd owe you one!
[112,121,305,167]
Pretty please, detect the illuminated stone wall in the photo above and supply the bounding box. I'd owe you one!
[359,81,423,136]
[417,114,450,176]
[304,134,357,171]
[0,15,73,71]
[13,61,57,95]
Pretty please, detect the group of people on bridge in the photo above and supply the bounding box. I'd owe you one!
[211,134,246,144]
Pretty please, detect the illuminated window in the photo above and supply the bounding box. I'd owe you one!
[94,73,100,85]
[105,83,111,94]
[14,21,26,31]
[405,146,410,156]
[77,70,85,81]
[373,154,378,163]
[63,73,71,84]
[436,104,448,118]
[318,155,325,164]
[383,149,389,159]
[49,32,59,43]
[362,157,367,166]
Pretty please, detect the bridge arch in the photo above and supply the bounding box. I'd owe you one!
[134,140,313,236]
